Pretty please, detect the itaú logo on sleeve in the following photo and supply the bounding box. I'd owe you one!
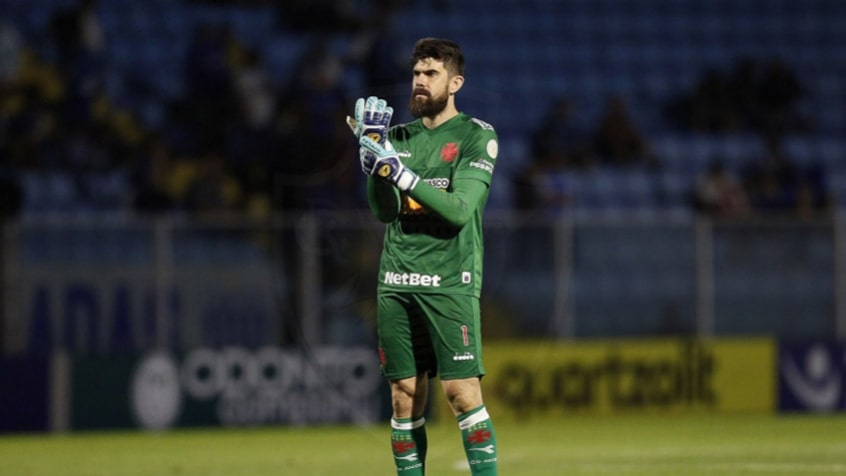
[384,271,442,287]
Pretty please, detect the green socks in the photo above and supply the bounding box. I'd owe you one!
[457,405,498,475]
[391,408,497,475]
[391,416,427,474]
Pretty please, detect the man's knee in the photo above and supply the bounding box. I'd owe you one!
[390,377,419,417]
[442,378,484,415]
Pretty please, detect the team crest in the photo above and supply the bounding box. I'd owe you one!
[441,142,459,162]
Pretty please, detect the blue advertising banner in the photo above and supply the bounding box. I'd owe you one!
[778,341,846,412]
[4,267,281,355]
[0,357,49,432]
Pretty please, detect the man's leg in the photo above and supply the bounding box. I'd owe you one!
[442,378,498,475]
[390,374,429,475]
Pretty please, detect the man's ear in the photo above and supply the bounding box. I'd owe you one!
[449,75,465,95]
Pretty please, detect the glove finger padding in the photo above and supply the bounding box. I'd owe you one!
[354,97,366,128]
[365,96,381,113]
[351,96,393,145]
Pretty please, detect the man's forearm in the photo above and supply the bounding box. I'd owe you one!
[408,178,488,227]
[367,176,400,222]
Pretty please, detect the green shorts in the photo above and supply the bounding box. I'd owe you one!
[376,291,486,381]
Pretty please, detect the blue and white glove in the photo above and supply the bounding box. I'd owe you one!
[346,96,393,146]
[360,136,419,191]
[359,147,377,175]
[360,138,398,175]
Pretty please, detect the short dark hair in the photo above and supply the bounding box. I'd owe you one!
[411,38,464,76]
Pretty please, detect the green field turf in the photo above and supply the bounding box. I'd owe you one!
[1,414,845,475]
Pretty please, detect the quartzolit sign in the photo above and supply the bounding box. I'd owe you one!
[480,339,774,417]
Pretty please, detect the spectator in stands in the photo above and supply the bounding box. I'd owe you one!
[694,160,751,218]
[0,21,22,84]
[183,24,238,154]
[49,0,107,126]
[532,97,594,170]
[671,57,810,136]
[592,95,655,166]
[2,45,66,173]
[277,0,405,34]
[0,21,24,179]
[794,178,832,220]
[348,3,408,100]
[274,39,357,210]
[727,57,763,132]
[233,48,276,130]
[756,59,810,135]
[0,169,22,220]
[182,153,243,215]
[49,0,105,71]
[670,67,738,133]
[278,0,370,33]
[512,97,590,211]
[0,28,24,216]
[741,136,801,213]
[132,137,176,214]
[226,45,278,200]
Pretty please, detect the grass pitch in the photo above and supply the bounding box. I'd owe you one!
[1,414,845,475]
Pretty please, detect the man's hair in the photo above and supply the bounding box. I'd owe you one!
[411,38,465,76]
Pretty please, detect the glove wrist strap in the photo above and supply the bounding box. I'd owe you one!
[396,171,419,192]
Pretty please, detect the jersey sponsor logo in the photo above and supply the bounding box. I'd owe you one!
[425,177,450,189]
[384,271,442,287]
[400,179,448,215]
[441,142,459,162]
[469,159,495,174]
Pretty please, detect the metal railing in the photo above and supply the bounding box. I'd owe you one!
[3,210,844,356]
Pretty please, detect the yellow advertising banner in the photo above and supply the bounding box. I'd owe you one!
[451,338,775,420]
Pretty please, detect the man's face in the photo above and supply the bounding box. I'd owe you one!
[409,58,450,118]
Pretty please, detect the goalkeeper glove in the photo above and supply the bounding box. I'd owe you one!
[359,147,376,175]
[346,96,393,146]
[360,136,419,191]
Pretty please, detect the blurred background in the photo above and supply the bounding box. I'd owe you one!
[1,0,845,432]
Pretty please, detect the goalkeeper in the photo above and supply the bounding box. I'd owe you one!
[349,38,499,475]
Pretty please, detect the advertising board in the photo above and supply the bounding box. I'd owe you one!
[472,338,775,420]
[69,346,389,430]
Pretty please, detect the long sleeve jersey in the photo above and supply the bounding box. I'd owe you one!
[367,113,499,297]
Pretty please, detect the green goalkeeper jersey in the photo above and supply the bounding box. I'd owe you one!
[368,112,498,297]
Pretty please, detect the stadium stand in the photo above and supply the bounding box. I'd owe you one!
[1,0,843,218]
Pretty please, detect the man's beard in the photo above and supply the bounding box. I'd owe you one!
[409,89,449,118]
